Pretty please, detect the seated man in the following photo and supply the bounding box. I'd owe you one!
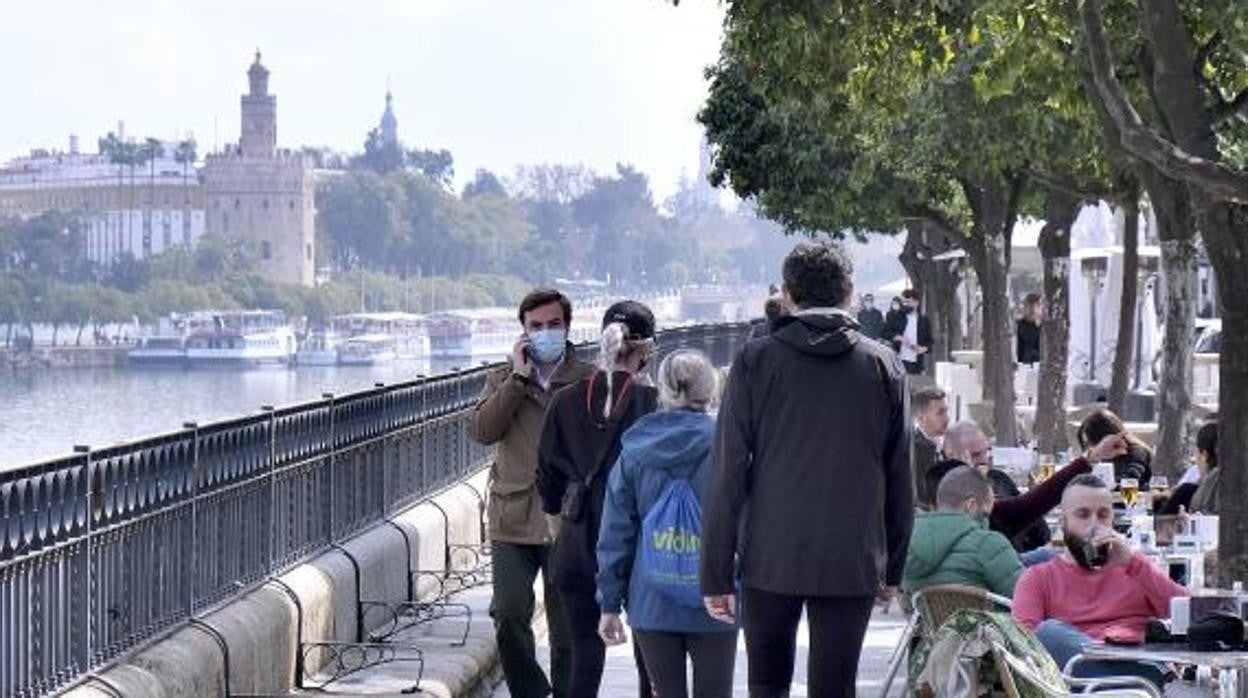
[903,465,1023,598]
[1013,474,1188,687]
[911,387,950,510]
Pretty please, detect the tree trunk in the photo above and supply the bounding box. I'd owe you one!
[1125,0,1248,585]
[4,323,10,348]
[1201,205,1248,586]
[76,322,86,347]
[963,176,1020,446]
[1034,187,1080,455]
[51,323,59,347]
[1144,171,1197,480]
[1109,192,1141,415]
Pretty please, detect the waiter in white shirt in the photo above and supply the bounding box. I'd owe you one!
[888,288,934,376]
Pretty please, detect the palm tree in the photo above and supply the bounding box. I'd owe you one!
[174,140,197,246]
[141,138,162,255]
[99,134,126,259]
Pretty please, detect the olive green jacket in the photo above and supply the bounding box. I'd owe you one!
[470,351,592,544]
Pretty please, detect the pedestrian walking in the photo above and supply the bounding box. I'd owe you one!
[597,349,738,698]
[470,289,590,698]
[701,240,914,698]
[537,300,660,697]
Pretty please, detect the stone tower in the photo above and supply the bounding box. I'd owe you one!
[240,51,276,159]
[379,90,398,147]
[202,52,315,286]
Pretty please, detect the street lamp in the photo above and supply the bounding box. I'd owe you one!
[1080,255,1109,380]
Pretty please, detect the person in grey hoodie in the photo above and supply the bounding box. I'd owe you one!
[701,240,913,698]
[596,349,738,698]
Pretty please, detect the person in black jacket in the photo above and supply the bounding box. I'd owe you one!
[701,240,913,698]
[1016,292,1043,365]
[912,386,950,510]
[885,288,934,375]
[537,300,659,698]
[748,296,788,341]
[856,293,886,340]
[1076,408,1153,484]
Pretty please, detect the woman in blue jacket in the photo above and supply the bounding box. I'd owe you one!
[596,349,738,697]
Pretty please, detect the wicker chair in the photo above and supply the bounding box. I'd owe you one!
[879,584,1012,697]
[914,584,1013,636]
[993,643,1162,698]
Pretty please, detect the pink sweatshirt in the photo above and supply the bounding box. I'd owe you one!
[1012,553,1188,643]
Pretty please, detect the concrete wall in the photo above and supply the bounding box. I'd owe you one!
[58,469,489,698]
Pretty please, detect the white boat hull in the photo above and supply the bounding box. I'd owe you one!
[295,350,339,366]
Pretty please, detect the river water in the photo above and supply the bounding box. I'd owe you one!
[0,357,503,470]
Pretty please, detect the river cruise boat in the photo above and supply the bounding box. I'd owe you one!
[183,310,297,367]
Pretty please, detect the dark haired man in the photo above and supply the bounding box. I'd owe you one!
[1013,475,1186,688]
[886,288,934,375]
[702,240,913,698]
[1016,292,1044,365]
[470,288,591,698]
[912,386,949,509]
[857,293,886,340]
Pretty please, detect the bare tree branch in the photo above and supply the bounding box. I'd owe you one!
[1080,0,1248,204]
[899,202,967,243]
[1027,169,1109,202]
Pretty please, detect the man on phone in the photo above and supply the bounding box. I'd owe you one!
[471,289,592,698]
[1012,474,1187,688]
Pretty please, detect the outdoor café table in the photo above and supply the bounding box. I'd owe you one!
[1078,643,1248,697]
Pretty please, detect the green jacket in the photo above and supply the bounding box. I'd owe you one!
[902,512,1023,598]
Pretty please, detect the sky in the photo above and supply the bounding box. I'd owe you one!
[0,0,727,199]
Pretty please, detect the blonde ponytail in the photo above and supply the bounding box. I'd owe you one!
[598,322,627,419]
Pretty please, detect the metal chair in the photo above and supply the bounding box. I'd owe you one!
[994,644,1162,698]
[879,584,1013,697]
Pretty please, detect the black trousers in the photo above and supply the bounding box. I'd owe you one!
[490,541,571,698]
[742,587,875,698]
[634,630,737,698]
[558,583,653,697]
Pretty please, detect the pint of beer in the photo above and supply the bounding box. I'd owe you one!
[1120,478,1140,508]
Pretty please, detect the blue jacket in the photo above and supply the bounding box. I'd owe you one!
[596,410,736,633]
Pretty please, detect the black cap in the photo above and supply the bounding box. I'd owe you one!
[602,300,655,340]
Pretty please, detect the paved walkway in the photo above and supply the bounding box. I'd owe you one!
[492,605,911,697]
[489,603,1210,697]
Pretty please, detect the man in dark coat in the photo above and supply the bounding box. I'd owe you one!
[701,240,913,698]
[856,293,886,340]
[912,386,949,509]
[885,288,934,375]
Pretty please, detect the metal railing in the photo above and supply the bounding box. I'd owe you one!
[0,321,751,697]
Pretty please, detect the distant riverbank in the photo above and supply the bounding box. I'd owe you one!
[2,345,129,370]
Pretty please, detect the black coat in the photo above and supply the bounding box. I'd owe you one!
[857,308,886,340]
[536,370,657,591]
[1016,319,1042,365]
[701,311,914,597]
[912,427,942,509]
[1112,444,1153,483]
[884,311,934,370]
